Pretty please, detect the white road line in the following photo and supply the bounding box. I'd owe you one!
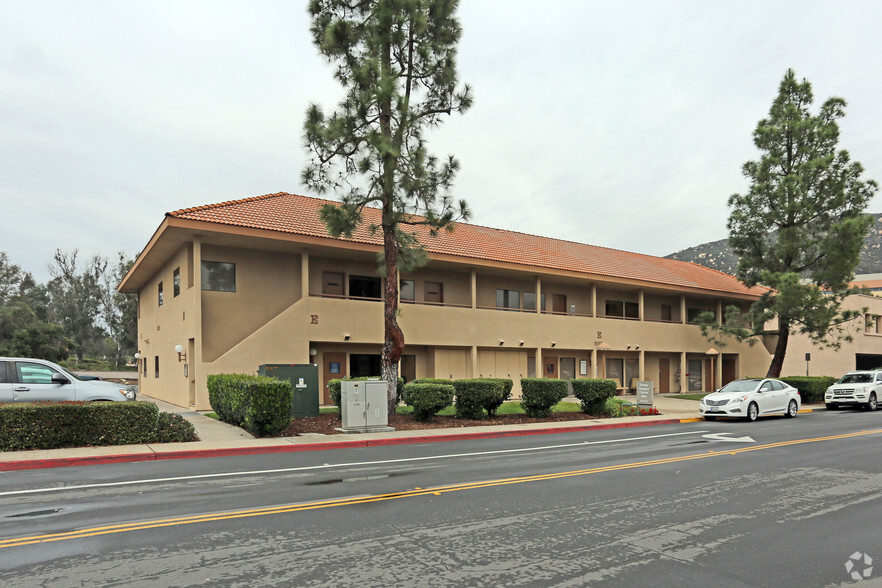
[0,430,709,497]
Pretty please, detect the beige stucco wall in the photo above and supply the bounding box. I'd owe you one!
[135,244,199,407]
[779,294,882,378]
[135,238,775,409]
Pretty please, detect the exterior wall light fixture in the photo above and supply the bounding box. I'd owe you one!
[174,344,187,362]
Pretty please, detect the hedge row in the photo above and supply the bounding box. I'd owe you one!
[778,376,838,404]
[571,379,618,415]
[208,373,292,437]
[401,382,455,421]
[401,377,621,420]
[0,401,198,451]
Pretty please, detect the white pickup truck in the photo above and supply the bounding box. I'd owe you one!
[825,370,882,411]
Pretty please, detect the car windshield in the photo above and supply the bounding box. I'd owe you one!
[718,380,760,393]
[838,373,872,384]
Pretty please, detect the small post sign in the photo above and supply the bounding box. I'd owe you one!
[636,381,654,408]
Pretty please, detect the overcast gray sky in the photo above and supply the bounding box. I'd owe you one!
[2,0,881,282]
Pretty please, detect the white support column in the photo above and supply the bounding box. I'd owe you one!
[471,345,478,378]
[639,349,645,382]
[592,348,598,378]
[638,290,645,321]
[591,284,597,317]
[680,295,687,324]
[470,269,477,309]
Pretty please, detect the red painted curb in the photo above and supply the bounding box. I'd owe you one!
[0,417,695,471]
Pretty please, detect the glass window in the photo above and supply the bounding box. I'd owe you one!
[496,289,520,310]
[400,279,415,301]
[625,302,639,318]
[16,362,56,384]
[201,261,236,292]
[155,356,160,378]
[349,275,382,299]
[605,300,623,317]
[158,281,164,307]
[173,268,181,297]
[605,358,624,386]
[0,361,7,383]
[523,292,546,311]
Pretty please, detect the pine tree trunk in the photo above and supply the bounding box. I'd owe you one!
[766,319,790,378]
[382,222,404,415]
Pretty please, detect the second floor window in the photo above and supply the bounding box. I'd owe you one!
[350,275,381,299]
[400,280,415,301]
[173,268,181,297]
[158,282,163,307]
[496,289,520,310]
[522,291,546,311]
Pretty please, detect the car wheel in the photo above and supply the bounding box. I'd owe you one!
[867,393,877,411]
[704,415,717,421]
[826,403,837,410]
[785,399,798,418]
[746,402,759,422]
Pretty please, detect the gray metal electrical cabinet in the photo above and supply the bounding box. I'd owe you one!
[339,379,394,432]
[257,363,319,417]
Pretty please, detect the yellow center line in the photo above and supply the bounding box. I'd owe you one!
[2,428,880,549]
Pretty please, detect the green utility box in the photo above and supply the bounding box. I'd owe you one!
[257,363,320,417]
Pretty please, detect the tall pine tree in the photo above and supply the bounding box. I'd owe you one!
[702,69,877,376]
[303,0,472,410]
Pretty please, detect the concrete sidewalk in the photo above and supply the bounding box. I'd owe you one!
[0,394,715,471]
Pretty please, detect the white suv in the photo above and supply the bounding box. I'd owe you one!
[825,370,882,411]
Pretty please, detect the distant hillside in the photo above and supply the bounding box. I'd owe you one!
[666,213,882,275]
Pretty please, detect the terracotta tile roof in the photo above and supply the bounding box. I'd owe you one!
[168,192,764,296]
[851,279,882,291]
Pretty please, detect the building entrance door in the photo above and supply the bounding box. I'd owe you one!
[322,272,344,297]
[322,352,346,404]
[424,282,443,303]
[560,357,575,393]
[658,358,670,394]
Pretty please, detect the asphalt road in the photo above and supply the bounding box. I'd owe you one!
[1,410,881,587]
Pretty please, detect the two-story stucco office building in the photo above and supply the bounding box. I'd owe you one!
[118,192,772,410]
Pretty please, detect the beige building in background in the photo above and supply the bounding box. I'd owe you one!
[119,192,776,410]
[779,293,882,378]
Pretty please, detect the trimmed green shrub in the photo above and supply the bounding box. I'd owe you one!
[402,382,455,421]
[571,379,618,415]
[604,397,630,418]
[153,412,199,443]
[454,379,505,419]
[520,378,568,417]
[412,378,454,385]
[207,373,292,437]
[328,377,405,410]
[0,401,160,451]
[472,378,513,416]
[778,376,837,404]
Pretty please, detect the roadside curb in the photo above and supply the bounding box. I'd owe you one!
[0,417,695,472]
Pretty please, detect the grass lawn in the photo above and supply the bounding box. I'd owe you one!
[678,394,708,401]
[319,401,584,416]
